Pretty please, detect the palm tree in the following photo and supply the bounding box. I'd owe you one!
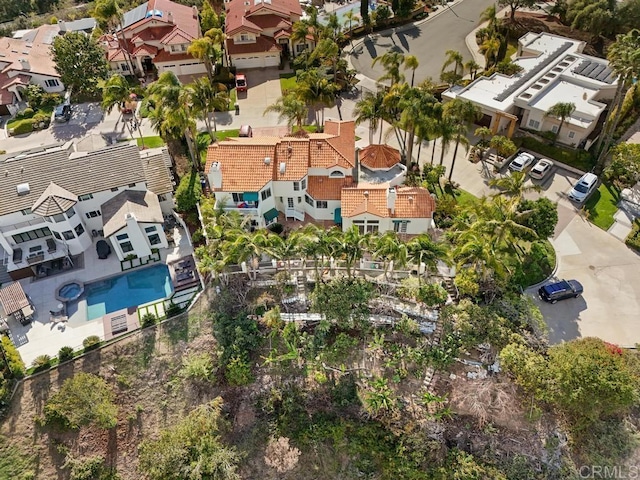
[406,234,449,282]
[443,99,481,181]
[490,135,517,159]
[100,73,145,146]
[188,37,219,81]
[480,4,498,35]
[309,38,340,83]
[399,88,438,164]
[479,35,501,68]
[222,229,270,281]
[372,51,406,86]
[596,30,640,170]
[185,77,229,139]
[441,49,464,78]
[354,89,386,143]
[93,0,136,78]
[436,116,458,167]
[344,10,360,35]
[296,69,336,126]
[452,231,505,282]
[264,92,308,132]
[333,225,370,278]
[373,231,407,280]
[364,376,396,417]
[544,102,576,145]
[403,54,419,87]
[465,60,481,80]
[474,126,493,146]
[266,233,300,276]
[489,171,541,199]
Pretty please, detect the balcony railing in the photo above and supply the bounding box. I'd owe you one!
[217,206,260,216]
[0,217,46,234]
[285,209,305,221]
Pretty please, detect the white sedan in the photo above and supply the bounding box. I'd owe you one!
[509,152,536,172]
[529,158,554,180]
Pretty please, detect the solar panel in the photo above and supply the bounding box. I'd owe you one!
[572,60,616,84]
[122,2,149,29]
[494,42,573,102]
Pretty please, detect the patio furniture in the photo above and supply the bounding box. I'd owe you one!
[110,314,128,335]
[47,238,57,253]
[96,240,111,259]
[176,270,195,282]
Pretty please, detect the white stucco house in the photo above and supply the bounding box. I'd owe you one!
[443,32,618,148]
[205,121,436,233]
[0,142,175,280]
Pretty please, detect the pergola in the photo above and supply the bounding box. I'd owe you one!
[0,282,33,325]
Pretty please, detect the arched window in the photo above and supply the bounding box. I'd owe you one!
[329,171,344,178]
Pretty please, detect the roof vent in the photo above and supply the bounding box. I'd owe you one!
[279,162,286,174]
[16,183,30,196]
[264,156,271,165]
[363,190,369,198]
[317,141,322,149]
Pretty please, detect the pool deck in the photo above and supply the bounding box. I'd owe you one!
[8,224,194,366]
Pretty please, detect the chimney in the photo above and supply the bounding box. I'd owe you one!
[387,187,396,214]
[353,147,360,185]
[192,5,199,18]
[167,11,174,23]
[18,58,30,71]
[209,162,222,189]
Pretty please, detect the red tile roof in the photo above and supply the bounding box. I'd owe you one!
[249,14,292,30]
[152,49,198,63]
[126,0,200,39]
[161,28,194,45]
[133,44,158,56]
[227,35,280,55]
[307,176,353,200]
[359,144,401,170]
[274,139,310,181]
[341,186,435,219]
[226,0,301,35]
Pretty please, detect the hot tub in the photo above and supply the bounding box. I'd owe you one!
[56,281,85,302]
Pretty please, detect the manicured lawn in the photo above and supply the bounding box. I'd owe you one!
[279,73,297,93]
[227,88,237,111]
[137,136,165,148]
[584,183,620,230]
[7,106,53,130]
[453,188,478,206]
[515,137,595,172]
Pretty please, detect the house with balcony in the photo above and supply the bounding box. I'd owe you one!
[442,32,618,148]
[0,25,65,116]
[225,0,311,69]
[205,121,436,233]
[101,0,206,79]
[0,142,175,280]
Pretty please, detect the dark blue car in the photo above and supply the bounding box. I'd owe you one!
[538,279,583,303]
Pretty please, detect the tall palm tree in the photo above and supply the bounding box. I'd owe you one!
[185,77,229,139]
[264,92,308,132]
[596,29,640,171]
[544,102,575,145]
[480,4,498,35]
[465,60,481,80]
[93,0,136,78]
[373,231,407,280]
[296,69,336,126]
[100,73,144,146]
[266,233,300,276]
[222,229,270,281]
[443,99,482,181]
[188,37,219,81]
[479,35,501,68]
[403,54,419,87]
[441,50,464,78]
[344,10,360,35]
[436,116,458,167]
[489,171,541,199]
[474,126,493,146]
[372,51,406,86]
[354,89,386,143]
[399,88,438,164]
[490,135,517,159]
[333,225,370,278]
[406,234,449,282]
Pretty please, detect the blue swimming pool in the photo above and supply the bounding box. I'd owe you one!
[85,264,173,320]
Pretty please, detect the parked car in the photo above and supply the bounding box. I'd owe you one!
[235,74,247,92]
[54,104,71,122]
[239,124,253,137]
[529,158,554,180]
[567,172,598,203]
[509,151,536,172]
[538,279,583,303]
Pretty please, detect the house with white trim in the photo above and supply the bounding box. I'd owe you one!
[443,32,618,148]
[205,121,436,233]
[100,0,206,79]
[0,142,175,280]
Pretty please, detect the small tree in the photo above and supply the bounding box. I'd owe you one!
[545,102,576,145]
[83,335,101,352]
[604,143,640,188]
[264,437,301,473]
[58,346,75,363]
[175,171,203,212]
[44,373,118,429]
[1,336,25,378]
[489,135,517,159]
[140,313,157,327]
[311,277,373,329]
[517,197,559,239]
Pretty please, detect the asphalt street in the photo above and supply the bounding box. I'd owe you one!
[349,0,496,85]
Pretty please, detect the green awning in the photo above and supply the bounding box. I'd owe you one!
[334,208,342,224]
[264,208,279,222]
[243,192,259,202]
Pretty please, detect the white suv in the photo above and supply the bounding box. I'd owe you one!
[509,152,536,172]
[568,172,598,203]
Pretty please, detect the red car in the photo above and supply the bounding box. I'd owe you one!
[235,74,247,92]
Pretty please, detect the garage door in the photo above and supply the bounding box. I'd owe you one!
[264,54,279,67]
[156,64,179,75]
[180,62,207,75]
[232,55,266,69]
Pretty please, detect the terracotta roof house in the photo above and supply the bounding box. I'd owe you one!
[0,142,176,279]
[100,0,206,80]
[0,25,64,116]
[225,0,309,69]
[205,120,436,233]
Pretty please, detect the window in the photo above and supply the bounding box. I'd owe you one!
[148,233,161,245]
[116,233,129,241]
[316,200,328,209]
[128,183,137,188]
[528,119,540,129]
[551,125,558,134]
[121,63,130,71]
[298,197,302,203]
[232,193,244,203]
[329,171,344,178]
[111,187,119,192]
[20,208,31,215]
[78,194,93,201]
[62,230,74,240]
[52,213,66,223]
[66,207,76,218]
[568,131,575,139]
[86,210,101,218]
[158,194,167,202]
[393,221,408,234]
[295,43,306,53]
[74,223,85,236]
[145,226,157,233]
[305,195,313,206]
[353,220,365,234]
[120,241,134,253]
[293,181,300,191]
[45,79,59,88]
[287,198,294,208]
[53,231,61,240]
[171,45,178,52]
[366,221,379,234]
[240,34,251,42]
[261,188,272,201]
[301,178,306,190]
[11,227,52,244]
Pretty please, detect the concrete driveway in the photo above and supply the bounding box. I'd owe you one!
[526,215,640,347]
[233,68,284,125]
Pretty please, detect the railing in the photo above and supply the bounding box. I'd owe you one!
[218,206,260,216]
[285,208,305,221]
[0,217,46,234]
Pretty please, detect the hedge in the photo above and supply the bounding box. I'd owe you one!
[626,220,640,252]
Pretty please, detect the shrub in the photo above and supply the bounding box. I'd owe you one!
[1,336,25,378]
[140,313,157,328]
[626,220,640,252]
[11,120,34,135]
[20,107,34,118]
[268,222,283,234]
[50,16,58,24]
[58,346,75,363]
[225,355,253,386]
[175,171,202,212]
[31,355,52,373]
[64,455,114,480]
[82,335,101,352]
[180,352,215,382]
[191,228,204,244]
[418,283,449,306]
[165,302,182,318]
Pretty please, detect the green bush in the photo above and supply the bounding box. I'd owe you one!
[58,346,75,363]
[626,220,640,252]
[140,313,157,328]
[1,336,25,378]
[225,355,253,386]
[165,302,183,318]
[19,107,34,119]
[418,283,448,306]
[31,355,52,373]
[175,171,202,212]
[180,353,215,382]
[267,222,283,234]
[191,228,204,244]
[82,335,101,352]
[11,119,34,135]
